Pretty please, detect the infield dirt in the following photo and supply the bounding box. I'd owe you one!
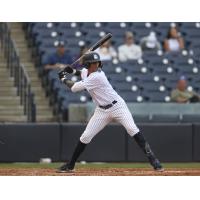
[0,168,200,176]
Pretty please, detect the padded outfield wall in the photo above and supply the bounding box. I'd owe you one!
[0,123,200,162]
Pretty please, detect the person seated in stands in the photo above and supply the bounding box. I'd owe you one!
[118,31,142,62]
[140,32,161,51]
[163,27,185,52]
[171,76,200,103]
[44,41,72,70]
[95,40,117,61]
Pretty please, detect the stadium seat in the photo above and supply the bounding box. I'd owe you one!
[119,91,142,102]
[143,91,169,102]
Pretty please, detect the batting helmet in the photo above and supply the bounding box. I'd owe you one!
[82,52,102,68]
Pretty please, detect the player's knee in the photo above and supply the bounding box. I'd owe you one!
[126,126,140,137]
[80,133,92,144]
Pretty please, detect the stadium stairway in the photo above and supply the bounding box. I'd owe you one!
[0,43,27,122]
[8,22,55,122]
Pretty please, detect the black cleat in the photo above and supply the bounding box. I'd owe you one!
[148,155,164,172]
[152,159,164,172]
[57,164,75,173]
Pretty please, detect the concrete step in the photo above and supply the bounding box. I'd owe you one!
[36,110,53,115]
[0,63,7,67]
[11,42,27,47]
[20,57,33,62]
[11,31,24,38]
[0,67,7,71]
[0,101,21,105]
[11,34,25,40]
[36,115,56,122]
[0,72,9,76]
[0,90,17,96]
[0,82,14,87]
[9,23,22,28]
[18,50,31,55]
[8,22,55,121]
[0,116,27,122]
[30,82,43,87]
[22,62,35,67]
[0,105,23,109]
[0,105,49,110]
[0,77,14,82]
[12,38,27,43]
[25,68,38,73]
[0,110,24,115]
[29,76,41,81]
[0,96,20,100]
[0,86,17,92]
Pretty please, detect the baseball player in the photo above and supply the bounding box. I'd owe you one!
[57,52,164,173]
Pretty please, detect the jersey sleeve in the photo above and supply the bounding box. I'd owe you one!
[81,73,99,90]
[71,72,99,92]
[71,81,86,93]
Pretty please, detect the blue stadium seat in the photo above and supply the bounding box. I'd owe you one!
[133,74,156,82]
[113,82,137,92]
[119,91,142,102]
[143,91,169,102]
[57,22,82,29]
[108,73,127,82]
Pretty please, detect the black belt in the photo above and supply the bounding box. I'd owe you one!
[99,100,117,110]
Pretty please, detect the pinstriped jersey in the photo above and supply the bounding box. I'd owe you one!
[71,70,123,106]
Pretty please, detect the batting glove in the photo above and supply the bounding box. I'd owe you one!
[58,70,68,82]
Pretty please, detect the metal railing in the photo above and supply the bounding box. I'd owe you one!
[0,22,36,122]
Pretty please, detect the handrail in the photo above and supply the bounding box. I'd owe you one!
[0,22,36,122]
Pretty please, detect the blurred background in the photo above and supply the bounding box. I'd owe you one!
[0,22,200,163]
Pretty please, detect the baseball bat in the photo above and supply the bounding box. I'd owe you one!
[62,33,112,70]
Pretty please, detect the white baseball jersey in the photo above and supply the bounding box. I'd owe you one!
[71,69,139,144]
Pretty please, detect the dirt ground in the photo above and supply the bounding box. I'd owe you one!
[0,167,200,176]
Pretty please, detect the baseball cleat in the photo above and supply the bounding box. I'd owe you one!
[56,164,75,173]
[147,155,164,172]
[152,159,164,172]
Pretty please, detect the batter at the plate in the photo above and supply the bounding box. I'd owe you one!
[57,52,164,173]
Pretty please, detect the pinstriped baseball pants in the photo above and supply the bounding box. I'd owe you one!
[80,101,140,144]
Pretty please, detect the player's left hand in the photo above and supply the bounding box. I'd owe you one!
[58,70,68,81]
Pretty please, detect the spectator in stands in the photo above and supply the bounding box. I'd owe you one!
[164,27,185,52]
[140,32,161,51]
[171,76,200,103]
[118,31,142,62]
[44,41,72,70]
[95,40,117,61]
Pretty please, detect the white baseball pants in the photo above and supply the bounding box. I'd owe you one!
[80,101,140,144]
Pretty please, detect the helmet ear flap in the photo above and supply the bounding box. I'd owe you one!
[85,62,90,69]
[99,61,103,68]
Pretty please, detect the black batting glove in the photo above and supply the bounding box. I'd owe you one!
[58,70,68,81]
[65,65,75,74]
